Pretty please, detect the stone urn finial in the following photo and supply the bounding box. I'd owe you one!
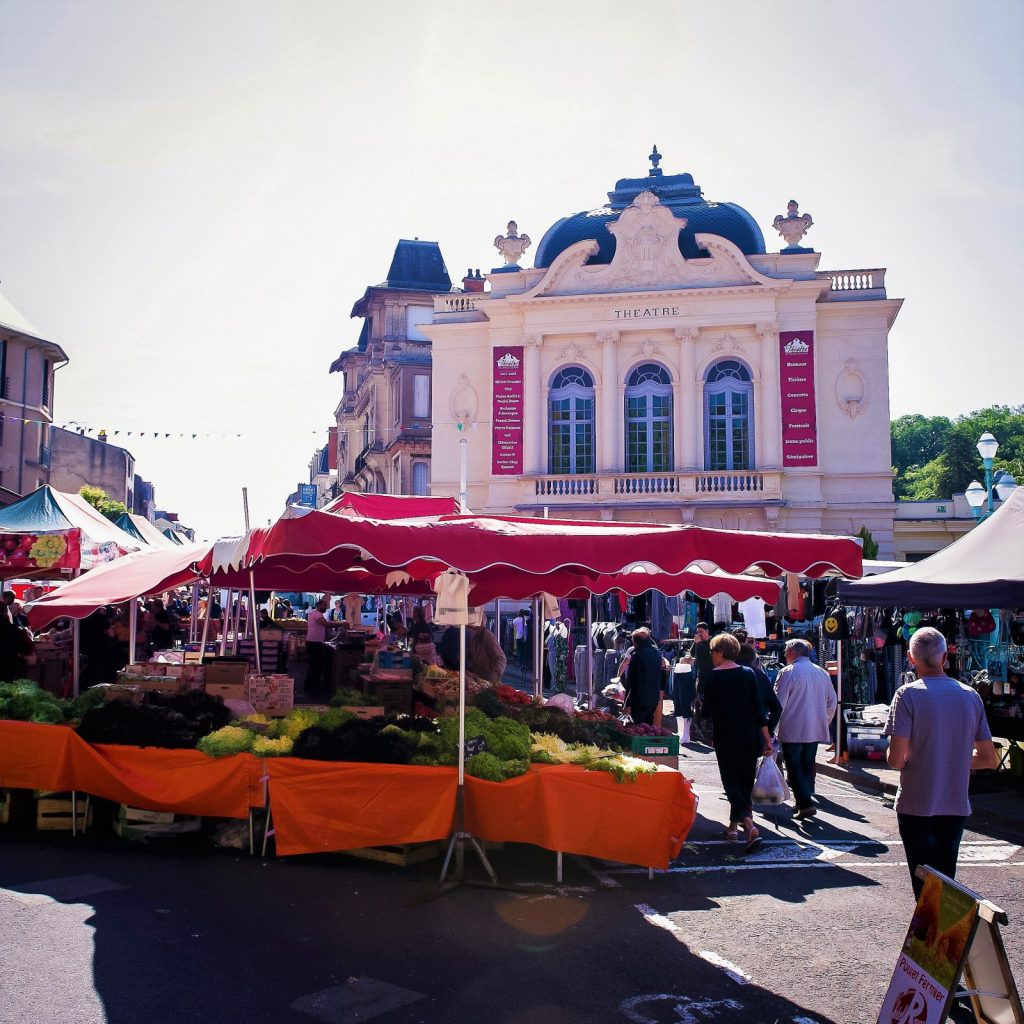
[773,199,813,250]
[494,220,531,267]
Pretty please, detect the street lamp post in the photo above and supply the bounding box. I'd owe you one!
[964,432,1016,522]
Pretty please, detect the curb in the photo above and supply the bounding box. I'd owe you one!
[815,760,898,797]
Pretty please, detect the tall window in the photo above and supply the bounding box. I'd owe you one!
[412,461,429,496]
[413,374,430,419]
[548,367,595,474]
[625,363,673,473]
[42,359,50,408]
[704,360,754,471]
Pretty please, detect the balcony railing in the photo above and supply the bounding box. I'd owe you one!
[530,470,783,502]
[819,268,887,300]
[433,293,487,321]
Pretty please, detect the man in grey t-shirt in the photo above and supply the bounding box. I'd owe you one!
[884,627,997,898]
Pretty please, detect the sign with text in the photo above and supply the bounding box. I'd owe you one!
[298,484,318,508]
[877,869,978,1024]
[0,528,82,572]
[492,346,524,475]
[779,330,818,467]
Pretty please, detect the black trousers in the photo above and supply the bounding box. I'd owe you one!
[715,742,757,823]
[631,704,657,726]
[897,812,967,900]
[306,641,328,694]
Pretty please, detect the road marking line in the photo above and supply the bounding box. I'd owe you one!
[612,860,1024,874]
[634,903,750,985]
[572,856,621,887]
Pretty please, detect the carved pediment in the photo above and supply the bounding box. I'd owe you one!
[522,191,777,299]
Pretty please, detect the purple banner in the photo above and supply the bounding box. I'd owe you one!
[780,331,818,467]
[492,346,524,475]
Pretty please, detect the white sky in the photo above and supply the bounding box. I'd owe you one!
[1,0,1022,540]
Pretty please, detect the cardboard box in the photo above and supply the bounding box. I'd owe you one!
[205,682,247,701]
[204,660,249,686]
[340,705,385,720]
[114,805,201,841]
[120,805,176,825]
[105,684,144,704]
[135,677,187,694]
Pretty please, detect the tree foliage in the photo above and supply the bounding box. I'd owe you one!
[891,405,1024,500]
[78,485,129,522]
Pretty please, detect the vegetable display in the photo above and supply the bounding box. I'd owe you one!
[0,680,117,726]
[78,690,232,749]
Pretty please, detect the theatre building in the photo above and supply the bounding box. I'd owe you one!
[422,153,903,557]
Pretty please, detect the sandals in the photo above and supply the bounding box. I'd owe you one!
[744,826,762,853]
[724,826,740,842]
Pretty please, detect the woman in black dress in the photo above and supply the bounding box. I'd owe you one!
[701,632,773,851]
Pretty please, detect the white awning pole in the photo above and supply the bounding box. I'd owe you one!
[128,599,137,666]
[250,571,261,675]
[585,596,594,707]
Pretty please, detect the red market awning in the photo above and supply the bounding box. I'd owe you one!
[321,493,462,518]
[26,543,210,628]
[218,507,862,581]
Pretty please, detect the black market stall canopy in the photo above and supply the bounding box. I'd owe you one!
[839,489,1024,607]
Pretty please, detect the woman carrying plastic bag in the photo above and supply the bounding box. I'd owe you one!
[752,750,791,805]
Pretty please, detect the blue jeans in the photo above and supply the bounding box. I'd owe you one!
[781,741,818,810]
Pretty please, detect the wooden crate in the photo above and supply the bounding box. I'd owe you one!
[36,794,93,832]
[339,842,442,866]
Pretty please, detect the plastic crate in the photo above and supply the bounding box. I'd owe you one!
[626,734,679,757]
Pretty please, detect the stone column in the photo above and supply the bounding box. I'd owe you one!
[756,323,781,468]
[675,327,699,469]
[523,334,544,476]
[598,331,619,472]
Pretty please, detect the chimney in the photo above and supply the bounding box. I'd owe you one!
[462,268,485,294]
[97,430,108,444]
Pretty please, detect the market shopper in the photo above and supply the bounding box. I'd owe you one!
[407,606,433,646]
[512,609,528,670]
[304,596,332,696]
[736,636,782,736]
[774,638,837,819]
[623,628,665,726]
[700,632,772,850]
[884,626,998,899]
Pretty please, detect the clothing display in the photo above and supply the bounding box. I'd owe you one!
[710,593,733,624]
[738,598,767,638]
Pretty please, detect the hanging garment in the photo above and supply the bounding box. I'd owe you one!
[785,574,802,618]
[738,598,767,638]
[343,593,363,624]
[711,593,733,624]
[433,570,471,626]
[682,600,699,635]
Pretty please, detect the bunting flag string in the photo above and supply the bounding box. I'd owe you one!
[0,414,469,441]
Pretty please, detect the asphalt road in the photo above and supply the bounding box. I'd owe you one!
[1,747,1021,1024]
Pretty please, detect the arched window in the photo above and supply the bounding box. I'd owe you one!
[704,359,754,471]
[549,366,595,474]
[625,363,673,473]
[411,461,429,496]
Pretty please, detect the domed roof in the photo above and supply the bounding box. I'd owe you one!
[534,147,766,269]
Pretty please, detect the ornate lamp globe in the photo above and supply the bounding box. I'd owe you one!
[976,432,999,463]
[965,480,986,509]
[995,472,1018,502]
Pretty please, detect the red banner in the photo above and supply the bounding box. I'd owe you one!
[0,528,82,572]
[492,346,524,475]
[780,331,818,467]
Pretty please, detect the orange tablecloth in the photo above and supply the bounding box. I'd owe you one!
[465,765,696,870]
[267,759,457,857]
[0,722,698,868]
[0,721,259,818]
[0,721,79,791]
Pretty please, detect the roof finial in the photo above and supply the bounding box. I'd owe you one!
[648,144,662,177]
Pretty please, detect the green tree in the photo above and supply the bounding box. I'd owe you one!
[78,485,129,522]
[855,526,879,559]
[891,405,1024,500]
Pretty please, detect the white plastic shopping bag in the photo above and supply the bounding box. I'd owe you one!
[752,753,791,805]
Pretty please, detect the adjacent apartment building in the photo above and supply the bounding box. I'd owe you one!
[0,292,68,503]
[330,240,454,498]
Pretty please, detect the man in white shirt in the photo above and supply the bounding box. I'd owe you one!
[305,596,332,695]
[512,609,528,670]
[774,638,837,820]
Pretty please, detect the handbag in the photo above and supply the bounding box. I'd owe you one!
[822,604,850,640]
[966,610,996,638]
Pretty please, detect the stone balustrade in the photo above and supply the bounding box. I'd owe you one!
[529,470,783,502]
[820,268,887,298]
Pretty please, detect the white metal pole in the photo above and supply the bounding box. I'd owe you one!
[250,571,262,675]
[458,623,466,786]
[219,589,231,657]
[459,436,468,511]
[190,582,199,642]
[492,599,500,641]
[533,596,542,699]
[198,591,212,664]
[242,486,251,531]
[585,595,594,706]
[128,599,138,666]
[836,638,844,762]
[72,617,81,697]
